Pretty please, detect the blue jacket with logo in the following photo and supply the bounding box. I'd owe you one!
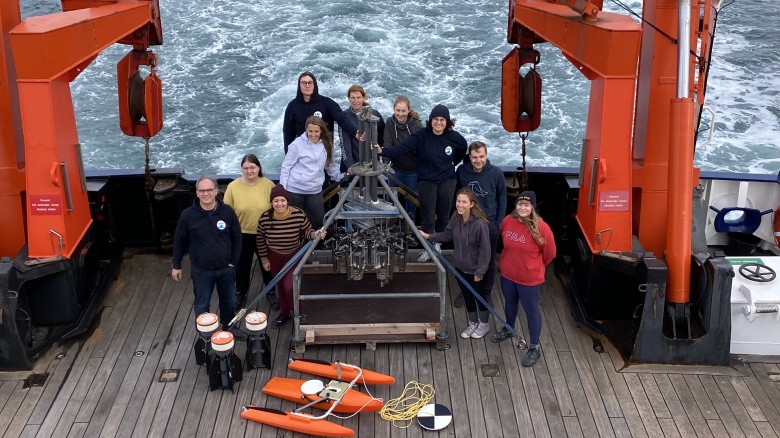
[172,198,242,270]
[380,128,467,182]
[456,159,507,228]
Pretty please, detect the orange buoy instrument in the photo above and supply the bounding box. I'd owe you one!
[244,311,272,370]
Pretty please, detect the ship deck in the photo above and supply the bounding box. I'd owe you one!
[2,251,780,438]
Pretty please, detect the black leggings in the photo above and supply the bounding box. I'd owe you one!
[236,233,273,295]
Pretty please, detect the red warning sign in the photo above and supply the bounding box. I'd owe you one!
[30,195,63,215]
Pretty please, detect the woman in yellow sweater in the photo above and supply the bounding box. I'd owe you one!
[224,154,278,311]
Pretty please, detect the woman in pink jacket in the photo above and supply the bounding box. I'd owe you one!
[491,191,556,367]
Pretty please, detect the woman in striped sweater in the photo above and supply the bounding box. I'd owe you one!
[256,184,326,328]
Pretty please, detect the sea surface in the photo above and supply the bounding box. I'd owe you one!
[19,0,780,176]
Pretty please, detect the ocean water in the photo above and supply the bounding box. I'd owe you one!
[19,0,780,175]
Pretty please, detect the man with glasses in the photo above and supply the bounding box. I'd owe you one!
[282,71,358,153]
[171,176,246,339]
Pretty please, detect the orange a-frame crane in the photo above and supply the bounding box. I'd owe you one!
[0,0,162,369]
[502,0,732,364]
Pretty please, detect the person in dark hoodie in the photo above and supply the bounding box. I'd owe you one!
[420,188,491,338]
[383,95,423,217]
[171,176,245,339]
[454,141,507,307]
[374,104,467,262]
[283,72,358,154]
[339,84,385,173]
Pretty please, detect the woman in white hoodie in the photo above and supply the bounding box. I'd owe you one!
[280,116,349,229]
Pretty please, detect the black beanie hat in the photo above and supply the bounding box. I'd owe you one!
[270,184,289,203]
[428,104,451,122]
[516,191,537,208]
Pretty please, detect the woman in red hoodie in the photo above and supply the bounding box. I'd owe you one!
[491,191,556,367]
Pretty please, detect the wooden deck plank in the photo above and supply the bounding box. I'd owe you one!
[667,374,712,437]
[482,327,521,438]
[65,422,87,438]
[713,375,763,438]
[754,421,778,438]
[683,374,719,421]
[102,261,178,438]
[745,363,780,435]
[698,375,749,438]
[76,259,158,427]
[611,417,633,438]
[18,424,39,438]
[706,419,731,438]
[4,355,63,438]
[536,299,575,417]
[554,278,616,438]
[658,417,683,438]
[640,373,673,419]
[622,373,665,437]
[0,381,27,437]
[0,380,16,413]
[653,374,699,438]
[563,415,585,437]
[50,357,103,438]
[468,326,504,438]
[730,376,768,422]
[134,278,195,438]
[558,351,600,436]
[146,286,198,438]
[372,343,392,437]
[599,355,652,438]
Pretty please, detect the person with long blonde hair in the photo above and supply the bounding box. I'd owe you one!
[492,191,556,367]
[420,188,492,339]
[280,116,350,229]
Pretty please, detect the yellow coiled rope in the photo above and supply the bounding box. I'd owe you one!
[379,381,435,428]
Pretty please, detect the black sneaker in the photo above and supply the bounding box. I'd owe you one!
[298,313,308,325]
[522,345,541,367]
[453,293,465,308]
[267,291,280,311]
[271,313,291,329]
[491,327,515,343]
[226,326,248,341]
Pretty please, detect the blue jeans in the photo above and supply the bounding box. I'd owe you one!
[388,171,418,218]
[418,179,457,233]
[191,265,236,326]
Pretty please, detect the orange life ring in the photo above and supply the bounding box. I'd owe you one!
[774,206,780,246]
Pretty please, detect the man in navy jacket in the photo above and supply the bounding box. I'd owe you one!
[171,176,243,336]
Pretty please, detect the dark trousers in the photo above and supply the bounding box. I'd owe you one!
[500,277,542,345]
[484,223,500,296]
[191,265,235,326]
[236,233,273,295]
[418,179,457,233]
[456,267,490,312]
[267,248,301,315]
[288,191,325,230]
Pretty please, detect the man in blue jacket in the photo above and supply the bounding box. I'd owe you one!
[171,176,245,338]
[282,72,358,154]
[455,142,506,307]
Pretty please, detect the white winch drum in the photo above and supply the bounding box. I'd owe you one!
[210,330,235,352]
[245,311,268,332]
[195,312,219,333]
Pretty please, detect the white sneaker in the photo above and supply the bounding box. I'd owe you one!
[416,250,431,262]
[471,322,490,339]
[434,242,441,253]
[460,322,477,338]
